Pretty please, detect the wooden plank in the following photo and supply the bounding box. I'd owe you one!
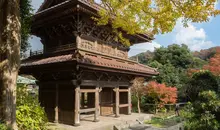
[81,80,97,86]
[119,89,129,92]
[119,104,129,108]
[100,103,115,107]
[79,108,96,113]
[81,80,129,88]
[80,89,96,93]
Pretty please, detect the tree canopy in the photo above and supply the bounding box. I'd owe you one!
[20,0,33,56]
[153,44,193,69]
[204,48,220,76]
[96,0,220,45]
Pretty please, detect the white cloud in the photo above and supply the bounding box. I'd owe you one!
[128,41,161,57]
[173,21,214,51]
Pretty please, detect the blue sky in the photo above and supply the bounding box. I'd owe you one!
[30,0,220,57]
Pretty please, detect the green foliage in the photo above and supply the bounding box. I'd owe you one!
[182,91,220,130]
[154,63,181,88]
[16,85,47,130]
[20,0,33,56]
[153,44,193,69]
[130,51,154,65]
[0,123,9,130]
[145,116,183,128]
[146,44,207,101]
[189,57,207,68]
[131,95,138,113]
[185,70,219,102]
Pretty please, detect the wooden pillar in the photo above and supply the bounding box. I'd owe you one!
[54,84,59,123]
[74,85,80,126]
[128,87,131,115]
[115,87,120,118]
[94,86,100,122]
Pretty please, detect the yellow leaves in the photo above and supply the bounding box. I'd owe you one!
[96,0,220,46]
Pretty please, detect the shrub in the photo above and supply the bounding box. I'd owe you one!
[182,91,220,130]
[16,85,47,130]
[185,70,219,102]
[143,81,177,106]
[0,123,8,130]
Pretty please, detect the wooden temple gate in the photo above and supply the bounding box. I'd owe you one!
[20,0,158,126]
[36,71,133,126]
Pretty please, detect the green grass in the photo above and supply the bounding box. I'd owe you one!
[145,115,183,128]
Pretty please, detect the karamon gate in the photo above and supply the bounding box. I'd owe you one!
[20,0,158,126]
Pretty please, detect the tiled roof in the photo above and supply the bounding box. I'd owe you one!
[21,54,73,67]
[79,54,158,75]
[21,54,158,76]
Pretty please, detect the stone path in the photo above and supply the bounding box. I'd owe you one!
[48,113,153,130]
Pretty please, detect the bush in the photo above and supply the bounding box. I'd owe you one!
[182,91,220,130]
[16,85,47,130]
[0,123,8,130]
[185,70,219,102]
[141,81,177,113]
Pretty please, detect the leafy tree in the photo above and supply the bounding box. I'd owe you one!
[147,44,206,101]
[148,61,189,90]
[20,0,33,56]
[193,46,220,61]
[189,57,207,69]
[153,44,193,69]
[204,48,220,76]
[143,81,177,105]
[142,81,177,113]
[182,91,220,130]
[131,77,145,113]
[185,70,219,102]
[97,0,220,45]
[130,51,154,65]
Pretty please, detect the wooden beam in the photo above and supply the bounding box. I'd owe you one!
[81,80,97,86]
[115,87,120,118]
[119,89,129,92]
[128,87,131,115]
[119,104,129,108]
[79,108,96,113]
[74,85,80,126]
[80,89,96,93]
[54,84,59,123]
[100,103,115,107]
[80,80,129,88]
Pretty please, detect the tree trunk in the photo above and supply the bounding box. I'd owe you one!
[0,0,20,129]
[136,93,141,113]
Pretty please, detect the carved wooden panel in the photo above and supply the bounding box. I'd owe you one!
[79,39,128,59]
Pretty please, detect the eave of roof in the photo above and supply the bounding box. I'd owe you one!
[21,53,158,76]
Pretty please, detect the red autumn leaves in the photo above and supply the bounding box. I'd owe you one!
[203,48,220,76]
[188,48,220,76]
[143,81,177,106]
